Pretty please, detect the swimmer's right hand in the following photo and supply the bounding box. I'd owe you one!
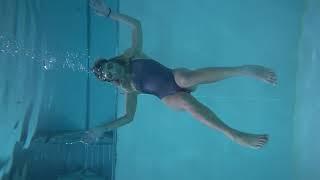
[89,0,111,17]
[81,126,106,144]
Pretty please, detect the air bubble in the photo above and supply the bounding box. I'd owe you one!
[0,35,93,73]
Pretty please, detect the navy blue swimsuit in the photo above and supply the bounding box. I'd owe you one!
[130,59,191,99]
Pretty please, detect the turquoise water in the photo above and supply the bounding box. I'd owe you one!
[116,0,301,180]
[1,0,319,180]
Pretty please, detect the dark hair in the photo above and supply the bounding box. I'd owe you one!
[91,56,130,82]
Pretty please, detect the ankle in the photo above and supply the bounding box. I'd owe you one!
[226,128,239,141]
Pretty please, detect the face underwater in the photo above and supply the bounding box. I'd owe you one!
[102,62,125,81]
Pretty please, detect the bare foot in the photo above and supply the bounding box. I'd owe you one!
[232,131,269,149]
[242,65,277,85]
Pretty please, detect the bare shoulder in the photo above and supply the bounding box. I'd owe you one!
[121,48,151,60]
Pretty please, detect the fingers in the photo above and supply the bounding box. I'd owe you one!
[267,71,277,85]
[254,134,269,149]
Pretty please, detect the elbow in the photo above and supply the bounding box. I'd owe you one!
[124,115,134,122]
[135,21,141,29]
[131,19,141,29]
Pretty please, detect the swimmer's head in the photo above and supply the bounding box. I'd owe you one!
[91,57,128,84]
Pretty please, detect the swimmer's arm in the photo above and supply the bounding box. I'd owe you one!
[103,92,138,131]
[102,115,131,132]
[90,0,142,59]
[109,12,143,58]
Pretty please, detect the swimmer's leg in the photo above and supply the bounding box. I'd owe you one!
[162,92,269,149]
[173,65,277,88]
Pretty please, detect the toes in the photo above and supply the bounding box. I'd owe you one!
[258,139,267,144]
[266,71,277,84]
[267,77,277,85]
[257,135,269,148]
[260,134,269,141]
[269,74,277,82]
[251,134,269,149]
[252,143,263,149]
[255,144,264,149]
[237,132,270,149]
[268,72,276,79]
[260,138,268,144]
[258,140,267,146]
[254,142,266,149]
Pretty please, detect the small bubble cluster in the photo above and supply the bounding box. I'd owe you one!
[0,34,93,73]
